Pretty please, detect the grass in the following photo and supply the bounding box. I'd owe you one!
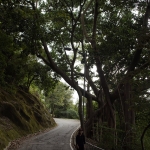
[0,88,56,150]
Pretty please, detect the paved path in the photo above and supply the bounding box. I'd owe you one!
[17,118,80,150]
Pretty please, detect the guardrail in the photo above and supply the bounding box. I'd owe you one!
[70,126,105,150]
[86,142,105,150]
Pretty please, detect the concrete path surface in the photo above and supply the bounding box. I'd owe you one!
[17,118,80,150]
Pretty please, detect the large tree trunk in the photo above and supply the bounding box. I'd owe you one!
[122,82,135,150]
[76,85,84,130]
[85,94,93,137]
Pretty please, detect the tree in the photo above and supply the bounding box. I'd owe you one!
[0,0,59,94]
[45,82,74,117]
[37,1,150,149]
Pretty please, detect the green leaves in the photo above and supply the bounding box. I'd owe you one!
[45,82,74,117]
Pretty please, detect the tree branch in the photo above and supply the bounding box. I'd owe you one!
[81,0,94,42]
[111,2,150,102]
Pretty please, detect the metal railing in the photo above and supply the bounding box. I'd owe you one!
[86,142,105,150]
[71,126,105,150]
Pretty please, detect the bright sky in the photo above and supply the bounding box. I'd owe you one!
[72,90,78,104]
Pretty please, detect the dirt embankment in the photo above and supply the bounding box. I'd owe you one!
[0,88,56,150]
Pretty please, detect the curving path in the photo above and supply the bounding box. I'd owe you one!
[17,118,80,150]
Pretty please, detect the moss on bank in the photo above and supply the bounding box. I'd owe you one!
[0,88,56,150]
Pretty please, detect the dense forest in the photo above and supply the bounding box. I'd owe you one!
[0,0,150,150]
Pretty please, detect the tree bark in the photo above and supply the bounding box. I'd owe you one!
[85,94,93,137]
[141,123,150,150]
[121,82,135,150]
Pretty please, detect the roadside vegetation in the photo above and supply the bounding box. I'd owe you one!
[44,82,79,119]
[0,88,56,150]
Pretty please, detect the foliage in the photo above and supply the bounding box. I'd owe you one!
[0,1,59,94]
[45,82,75,117]
[55,109,79,119]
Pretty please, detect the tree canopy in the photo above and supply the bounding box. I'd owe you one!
[45,81,78,118]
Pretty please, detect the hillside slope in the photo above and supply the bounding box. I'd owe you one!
[0,88,56,150]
